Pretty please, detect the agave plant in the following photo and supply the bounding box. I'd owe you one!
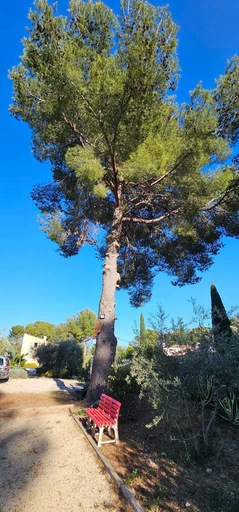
[218,392,239,425]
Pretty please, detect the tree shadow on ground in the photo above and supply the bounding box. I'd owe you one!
[0,390,75,409]
[53,378,87,401]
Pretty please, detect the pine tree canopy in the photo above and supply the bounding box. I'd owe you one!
[10,0,239,307]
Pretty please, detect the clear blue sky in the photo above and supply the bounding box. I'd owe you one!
[1,0,239,344]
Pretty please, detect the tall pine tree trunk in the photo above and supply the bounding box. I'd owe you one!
[86,204,123,403]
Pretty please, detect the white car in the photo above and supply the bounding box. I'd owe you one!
[0,356,10,380]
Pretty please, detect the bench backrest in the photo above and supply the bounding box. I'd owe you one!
[99,393,121,421]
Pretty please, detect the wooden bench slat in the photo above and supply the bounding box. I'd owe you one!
[86,408,116,427]
[86,405,118,423]
[98,404,119,418]
[85,393,122,447]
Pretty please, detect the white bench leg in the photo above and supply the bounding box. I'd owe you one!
[98,427,104,447]
[114,426,119,444]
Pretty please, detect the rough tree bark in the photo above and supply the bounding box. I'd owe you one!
[86,201,123,403]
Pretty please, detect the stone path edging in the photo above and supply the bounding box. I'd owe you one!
[70,407,145,512]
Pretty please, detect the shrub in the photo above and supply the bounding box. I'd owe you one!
[108,362,140,403]
[35,340,83,378]
[10,368,28,379]
[11,353,28,368]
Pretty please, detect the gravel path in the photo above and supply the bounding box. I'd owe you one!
[0,379,127,512]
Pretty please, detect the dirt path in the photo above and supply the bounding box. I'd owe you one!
[0,379,128,512]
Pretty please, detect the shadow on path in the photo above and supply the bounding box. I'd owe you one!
[53,378,87,400]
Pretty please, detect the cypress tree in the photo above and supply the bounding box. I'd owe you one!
[139,313,146,345]
[210,283,232,339]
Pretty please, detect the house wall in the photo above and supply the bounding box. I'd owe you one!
[20,333,46,365]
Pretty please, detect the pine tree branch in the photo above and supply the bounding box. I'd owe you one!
[27,89,46,103]
[125,151,192,208]
[201,177,239,212]
[69,79,114,154]
[150,151,192,187]
[62,113,96,149]
[122,208,181,224]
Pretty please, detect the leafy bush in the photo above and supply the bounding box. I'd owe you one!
[108,362,140,403]
[129,325,239,460]
[11,353,28,368]
[35,340,83,378]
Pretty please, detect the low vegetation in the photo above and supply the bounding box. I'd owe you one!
[101,287,239,510]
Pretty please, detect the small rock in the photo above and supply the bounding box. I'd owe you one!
[185,502,191,508]
[206,468,212,473]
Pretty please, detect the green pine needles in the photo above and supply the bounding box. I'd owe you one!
[9,0,239,400]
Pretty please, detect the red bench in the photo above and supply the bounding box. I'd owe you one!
[85,393,122,448]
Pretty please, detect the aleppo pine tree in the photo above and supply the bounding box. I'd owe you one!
[10,0,239,401]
